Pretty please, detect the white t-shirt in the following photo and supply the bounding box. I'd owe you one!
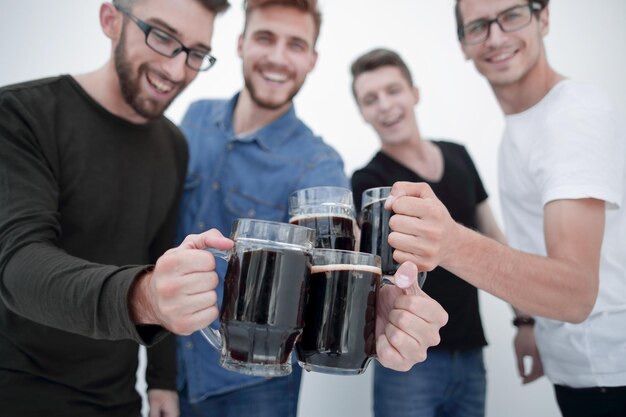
[498,79,626,388]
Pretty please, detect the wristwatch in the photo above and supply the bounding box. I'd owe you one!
[512,316,535,327]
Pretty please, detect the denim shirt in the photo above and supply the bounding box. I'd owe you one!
[176,94,349,401]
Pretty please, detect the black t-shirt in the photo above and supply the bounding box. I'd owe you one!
[352,141,488,351]
[0,76,188,416]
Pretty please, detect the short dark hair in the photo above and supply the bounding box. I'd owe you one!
[350,48,414,100]
[454,0,549,41]
[113,0,230,15]
[243,0,322,45]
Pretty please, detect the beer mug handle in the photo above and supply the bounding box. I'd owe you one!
[198,247,231,351]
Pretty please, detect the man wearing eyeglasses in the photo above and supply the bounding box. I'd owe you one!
[0,1,231,416]
[383,1,626,416]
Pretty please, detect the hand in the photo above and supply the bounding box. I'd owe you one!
[375,262,448,371]
[385,181,457,272]
[148,389,179,417]
[130,229,234,335]
[513,325,544,384]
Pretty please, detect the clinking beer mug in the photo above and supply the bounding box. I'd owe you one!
[201,218,315,377]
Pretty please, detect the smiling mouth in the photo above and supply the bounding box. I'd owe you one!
[380,113,402,127]
[487,50,517,64]
[261,70,289,83]
[146,72,174,94]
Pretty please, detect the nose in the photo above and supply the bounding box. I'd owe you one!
[266,41,289,65]
[377,93,393,111]
[485,20,508,47]
[160,52,189,83]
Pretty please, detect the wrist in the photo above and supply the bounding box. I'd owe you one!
[129,268,158,325]
[512,316,535,327]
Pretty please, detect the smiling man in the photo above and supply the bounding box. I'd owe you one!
[0,0,230,416]
[350,48,505,417]
[174,1,449,416]
[380,1,626,415]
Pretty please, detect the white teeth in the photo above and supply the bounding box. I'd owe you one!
[147,73,172,94]
[262,71,288,82]
[491,52,514,62]
[381,113,402,127]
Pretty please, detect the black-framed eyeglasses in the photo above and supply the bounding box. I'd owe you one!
[460,2,544,45]
[114,4,216,71]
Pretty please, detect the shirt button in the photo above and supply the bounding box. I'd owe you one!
[226,143,234,150]
[212,182,220,190]
[197,221,205,230]
[185,342,193,349]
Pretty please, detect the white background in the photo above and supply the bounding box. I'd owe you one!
[1,1,624,416]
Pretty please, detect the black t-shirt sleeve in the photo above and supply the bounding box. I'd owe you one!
[460,146,489,205]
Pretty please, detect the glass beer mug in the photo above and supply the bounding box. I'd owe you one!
[201,218,315,377]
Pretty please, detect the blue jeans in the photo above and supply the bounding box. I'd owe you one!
[373,348,486,417]
[179,365,302,417]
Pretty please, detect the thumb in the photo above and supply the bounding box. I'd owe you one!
[178,229,234,251]
[387,261,426,296]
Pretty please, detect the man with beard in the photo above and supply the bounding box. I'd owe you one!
[175,1,448,416]
[0,0,230,416]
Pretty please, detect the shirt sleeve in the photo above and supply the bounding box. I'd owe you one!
[531,104,624,208]
[460,145,489,205]
[146,333,177,391]
[0,89,164,345]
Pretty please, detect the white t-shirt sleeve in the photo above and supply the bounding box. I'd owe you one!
[530,94,624,209]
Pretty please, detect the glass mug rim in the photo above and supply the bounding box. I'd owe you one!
[230,218,316,250]
[361,186,392,209]
[312,248,381,268]
[289,186,355,214]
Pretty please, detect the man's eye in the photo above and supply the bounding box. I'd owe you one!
[152,30,175,44]
[466,21,487,35]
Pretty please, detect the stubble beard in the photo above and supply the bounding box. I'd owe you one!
[114,26,176,120]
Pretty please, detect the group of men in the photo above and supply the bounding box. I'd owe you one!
[0,1,624,417]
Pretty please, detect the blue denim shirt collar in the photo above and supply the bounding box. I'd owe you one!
[216,92,301,152]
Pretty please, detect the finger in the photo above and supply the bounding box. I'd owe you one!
[177,271,219,295]
[386,308,432,343]
[386,261,420,295]
[516,354,526,378]
[392,294,448,328]
[376,333,414,372]
[385,181,436,210]
[384,322,427,364]
[168,305,220,335]
[156,249,218,277]
[176,229,233,252]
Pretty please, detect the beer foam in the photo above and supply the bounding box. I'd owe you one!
[311,264,381,275]
[289,213,355,223]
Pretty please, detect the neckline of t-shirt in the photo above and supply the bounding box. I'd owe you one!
[63,74,163,132]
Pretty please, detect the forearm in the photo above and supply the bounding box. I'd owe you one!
[442,224,597,322]
[2,242,152,341]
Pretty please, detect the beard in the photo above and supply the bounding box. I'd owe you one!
[114,26,178,120]
[243,69,303,111]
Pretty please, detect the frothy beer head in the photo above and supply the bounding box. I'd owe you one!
[289,213,355,223]
[311,263,381,275]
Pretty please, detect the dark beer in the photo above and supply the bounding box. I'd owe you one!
[290,214,356,251]
[296,263,381,374]
[360,199,398,276]
[220,248,311,365]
